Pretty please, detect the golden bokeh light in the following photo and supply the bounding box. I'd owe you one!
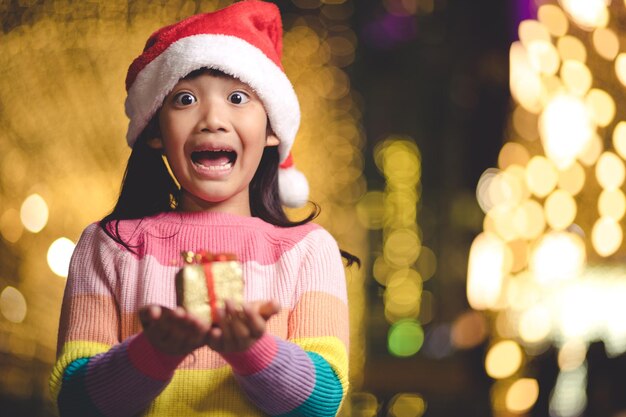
[47,237,76,278]
[557,161,585,196]
[384,270,423,322]
[513,106,539,141]
[591,217,623,257]
[20,193,49,234]
[585,88,615,127]
[508,239,529,273]
[526,156,558,197]
[477,168,500,213]
[616,53,626,87]
[485,340,524,379]
[498,142,530,169]
[451,310,488,349]
[592,27,619,60]
[388,393,427,417]
[559,0,609,30]
[519,304,552,343]
[598,189,626,220]
[0,286,27,324]
[556,35,587,63]
[544,189,577,230]
[612,121,626,160]
[467,233,507,310]
[505,378,539,413]
[560,60,592,96]
[530,232,585,284]
[384,228,421,268]
[491,205,519,242]
[595,152,625,190]
[0,208,24,243]
[510,41,544,113]
[539,95,595,170]
[513,200,546,240]
[518,19,551,47]
[527,41,560,76]
[356,191,385,230]
[578,133,603,166]
[558,339,587,371]
[538,4,569,37]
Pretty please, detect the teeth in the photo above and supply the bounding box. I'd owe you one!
[194,162,232,171]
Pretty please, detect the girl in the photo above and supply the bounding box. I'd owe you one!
[49,1,352,416]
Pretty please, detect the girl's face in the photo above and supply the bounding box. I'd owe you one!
[152,72,279,214]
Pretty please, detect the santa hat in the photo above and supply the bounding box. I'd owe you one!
[124,0,309,208]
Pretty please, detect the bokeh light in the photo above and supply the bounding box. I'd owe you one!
[526,156,558,196]
[585,89,615,127]
[388,393,426,417]
[505,378,539,413]
[557,161,585,196]
[559,0,609,30]
[0,208,24,243]
[556,35,587,63]
[598,189,626,220]
[544,189,577,230]
[560,60,592,97]
[612,121,626,160]
[467,233,507,310]
[595,152,625,190]
[530,232,585,284]
[591,217,622,257]
[558,339,587,371]
[485,340,524,379]
[519,304,552,343]
[388,319,424,357]
[538,4,569,37]
[0,286,27,324]
[451,310,488,349]
[592,27,619,60]
[46,237,76,277]
[20,193,49,233]
[539,95,595,170]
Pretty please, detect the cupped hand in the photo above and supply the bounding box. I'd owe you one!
[139,305,211,356]
[207,299,280,353]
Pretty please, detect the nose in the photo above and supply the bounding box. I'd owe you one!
[198,99,229,133]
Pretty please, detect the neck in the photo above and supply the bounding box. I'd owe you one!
[178,190,252,216]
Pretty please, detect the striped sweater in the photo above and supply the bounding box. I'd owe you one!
[50,211,349,416]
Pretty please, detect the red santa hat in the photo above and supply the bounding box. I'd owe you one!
[124,0,309,208]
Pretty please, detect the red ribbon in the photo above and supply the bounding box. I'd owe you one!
[202,261,219,324]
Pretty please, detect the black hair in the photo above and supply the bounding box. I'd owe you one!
[99,70,359,267]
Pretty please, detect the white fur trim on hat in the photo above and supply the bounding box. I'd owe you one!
[278,166,310,208]
[125,34,299,164]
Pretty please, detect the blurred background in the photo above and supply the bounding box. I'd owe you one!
[2,0,626,416]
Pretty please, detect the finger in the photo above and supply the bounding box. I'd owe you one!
[139,305,162,329]
[258,300,280,320]
[206,326,224,352]
[243,304,266,339]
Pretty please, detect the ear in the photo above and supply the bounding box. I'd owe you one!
[146,137,164,150]
[265,132,280,147]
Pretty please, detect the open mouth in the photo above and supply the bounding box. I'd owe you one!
[191,149,237,171]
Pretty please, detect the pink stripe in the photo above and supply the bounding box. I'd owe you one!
[126,332,185,381]
[221,333,278,376]
[107,212,320,265]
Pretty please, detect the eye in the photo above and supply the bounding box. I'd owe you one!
[174,92,196,106]
[228,91,250,105]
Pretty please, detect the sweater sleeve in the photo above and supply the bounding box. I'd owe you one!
[49,223,185,417]
[221,228,350,416]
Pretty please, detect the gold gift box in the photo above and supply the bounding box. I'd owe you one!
[175,251,244,325]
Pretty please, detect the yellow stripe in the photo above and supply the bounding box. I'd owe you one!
[145,368,263,416]
[291,336,349,393]
[49,341,112,405]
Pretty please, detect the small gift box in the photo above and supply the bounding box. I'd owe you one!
[175,251,244,325]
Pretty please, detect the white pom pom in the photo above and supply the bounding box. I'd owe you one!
[278,166,309,208]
